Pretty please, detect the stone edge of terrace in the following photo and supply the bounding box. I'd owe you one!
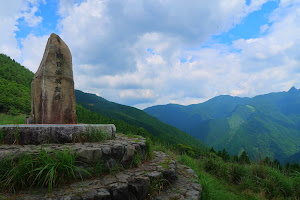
[0,124,116,145]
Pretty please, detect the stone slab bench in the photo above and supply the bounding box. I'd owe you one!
[0,124,116,145]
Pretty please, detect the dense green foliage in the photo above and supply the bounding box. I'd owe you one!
[145,89,300,163]
[0,54,34,115]
[75,90,207,149]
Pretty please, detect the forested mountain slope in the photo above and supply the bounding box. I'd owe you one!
[0,54,33,114]
[145,88,300,163]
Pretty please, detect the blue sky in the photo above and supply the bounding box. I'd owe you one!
[1,0,300,108]
[214,1,279,43]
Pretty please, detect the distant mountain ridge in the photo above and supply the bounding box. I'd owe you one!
[144,89,300,163]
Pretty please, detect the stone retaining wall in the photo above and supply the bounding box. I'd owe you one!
[0,134,146,169]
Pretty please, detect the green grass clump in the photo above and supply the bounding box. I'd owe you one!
[0,148,89,192]
[148,179,167,198]
[132,151,141,167]
[0,127,20,145]
[109,163,124,175]
[0,130,6,144]
[0,114,26,125]
[74,127,112,143]
[145,138,154,159]
[89,160,105,177]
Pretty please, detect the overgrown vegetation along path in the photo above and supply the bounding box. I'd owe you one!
[1,151,201,200]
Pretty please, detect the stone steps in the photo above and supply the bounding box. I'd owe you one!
[0,135,202,200]
[0,134,146,167]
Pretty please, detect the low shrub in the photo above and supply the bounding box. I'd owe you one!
[230,163,249,184]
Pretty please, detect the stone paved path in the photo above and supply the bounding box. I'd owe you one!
[155,163,202,200]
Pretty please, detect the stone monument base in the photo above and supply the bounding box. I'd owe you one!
[0,124,116,145]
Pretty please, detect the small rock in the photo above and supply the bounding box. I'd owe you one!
[109,183,130,200]
[112,144,124,159]
[106,158,117,169]
[122,145,135,164]
[80,189,97,200]
[128,177,150,200]
[146,171,162,181]
[77,148,93,163]
[93,148,102,162]
[102,146,111,155]
[186,190,200,199]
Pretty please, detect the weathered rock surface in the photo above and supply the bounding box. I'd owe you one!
[0,124,116,145]
[31,33,76,124]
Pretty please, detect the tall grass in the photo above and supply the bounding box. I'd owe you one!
[179,153,300,199]
[0,148,90,192]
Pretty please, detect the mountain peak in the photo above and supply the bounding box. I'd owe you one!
[288,86,297,93]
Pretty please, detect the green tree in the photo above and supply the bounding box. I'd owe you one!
[273,159,282,170]
[209,147,216,154]
[233,155,239,163]
[239,151,250,164]
[221,148,230,162]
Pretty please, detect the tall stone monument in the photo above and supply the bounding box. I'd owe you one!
[31,33,77,124]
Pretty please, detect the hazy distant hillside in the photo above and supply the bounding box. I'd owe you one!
[145,88,300,163]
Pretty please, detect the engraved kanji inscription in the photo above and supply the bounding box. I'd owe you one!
[56,62,62,67]
[55,94,61,100]
[55,79,62,84]
[56,53,63,59]
[55,70,62,75]
[55,87,61,92]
